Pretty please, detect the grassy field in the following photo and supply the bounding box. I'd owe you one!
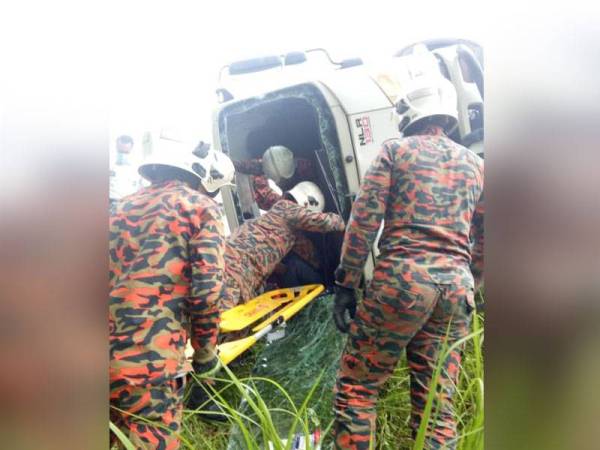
[113,299,484,450]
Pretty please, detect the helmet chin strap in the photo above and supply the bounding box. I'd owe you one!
[196,182,217,197]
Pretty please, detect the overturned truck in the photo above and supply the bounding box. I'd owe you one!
[212,39,483,286]
[208,40,484,449]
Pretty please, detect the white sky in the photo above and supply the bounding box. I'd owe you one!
[0,0,486,158]
[105,0,486,154]
[2,0,598,205]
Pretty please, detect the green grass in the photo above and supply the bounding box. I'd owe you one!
[180,363,328,450]
[372,301,484,450]
[112,295,484,450]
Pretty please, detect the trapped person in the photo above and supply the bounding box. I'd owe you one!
[221,181,345,310]
[109,140,235,449]
[332,77,484,449]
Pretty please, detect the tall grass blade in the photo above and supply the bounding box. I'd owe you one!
[109,421,136,450]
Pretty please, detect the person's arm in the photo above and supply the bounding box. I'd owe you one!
[470,190,484,291]
[286,202,345,233]
[232,158,264,176]
[234,157,313,178]
[334,145,393,289]
[188,201,226,364]
[291,233,320,269]
[252,175,282,211]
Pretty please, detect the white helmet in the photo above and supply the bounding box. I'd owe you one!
[139,139,235,193]
[286,181,325,213]
[262,145,296,184]
[395,76,459,136]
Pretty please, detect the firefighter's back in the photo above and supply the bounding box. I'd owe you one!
[379,132,483,286]
[109,180,216,384]
[224,199,297,301]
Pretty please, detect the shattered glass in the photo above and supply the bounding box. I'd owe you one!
[226,293,346,450]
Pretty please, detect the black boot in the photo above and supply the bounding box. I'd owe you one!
[186,380,228,423]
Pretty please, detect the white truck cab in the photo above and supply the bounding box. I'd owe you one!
[212,40,483,284]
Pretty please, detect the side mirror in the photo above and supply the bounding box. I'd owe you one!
[457,45,484,99]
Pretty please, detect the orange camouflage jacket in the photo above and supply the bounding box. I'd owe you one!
[109,180,225,385]
[224,198,345,303]
[335,126,484,291]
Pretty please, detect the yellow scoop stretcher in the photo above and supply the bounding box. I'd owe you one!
[186,284,325,365]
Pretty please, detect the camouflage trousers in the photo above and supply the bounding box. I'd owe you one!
[333,279,473,450]
[219,274,242,311]
[110,376,186,450]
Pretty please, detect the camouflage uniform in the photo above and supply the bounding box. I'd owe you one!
[333,125,484,450]
[233,158,322,270]
[221,198,345,310]
[109,180,225,449]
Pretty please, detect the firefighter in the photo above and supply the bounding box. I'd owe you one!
[109,140,235,449]
[232,146,329,286]
[331,76,484,449]
[220,181,346,310]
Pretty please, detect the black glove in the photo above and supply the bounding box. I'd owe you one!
[333,286,357,333]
